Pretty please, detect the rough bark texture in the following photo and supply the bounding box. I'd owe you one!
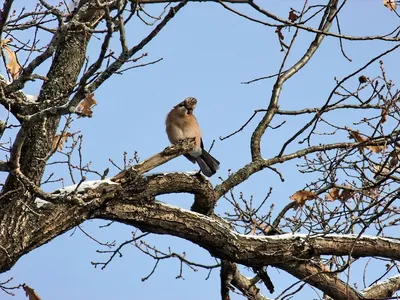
[2,171,400,299]
[0,0,104,274]
[1,1,400,300]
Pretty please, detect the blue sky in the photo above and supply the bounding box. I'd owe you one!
[2,1,400,299]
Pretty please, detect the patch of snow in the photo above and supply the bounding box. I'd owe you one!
[155,201,239,238]
[362,274,400,295]
[25,94,38,102]
[142,172,169,178]
[143,171,199,178]
[67,0,79,11]
[154,202,400,247]
[55,179,118,194]
[315,234,400,245]
[186,171,202,176]
[235,232,400,245]
[236,232,302,240]
[35,198,50,208]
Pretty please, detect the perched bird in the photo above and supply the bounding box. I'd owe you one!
[166,97,220,177]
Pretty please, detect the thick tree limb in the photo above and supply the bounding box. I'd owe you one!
[95,201,400,264]
[1,171,400,299]
[362,275,400,299]
[1,1,400,299]
[277,261,360,300]
[137,0,248,3]
[3,0,105,195]
[94,199,400,299]
[221,260,236,300]
[221,260,271,300]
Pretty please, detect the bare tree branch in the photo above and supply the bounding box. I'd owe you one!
[362,275,400,299]
[250,0,338,160]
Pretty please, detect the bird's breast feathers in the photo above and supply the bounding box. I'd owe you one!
[167,117,201,147]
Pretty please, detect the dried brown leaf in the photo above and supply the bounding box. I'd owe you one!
[346,127,366,143]
[52,132,73,152]
[367,188,380,200]
[383,0,397,10]
[288,10,299,22]
[289,190,316,206]
[325,187,339,201]
[346,127,367,153]
[339,189,354,201]
[1,39,22,80]
[77,93,97,117]
[368,144,387,153]
[346,127,387,153]
[389,150,399,168]
[374,150,400,179]
[23,284,41,300]
[326,186,353,202]
[381,107,388,123]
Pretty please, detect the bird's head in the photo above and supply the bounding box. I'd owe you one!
[176,97,197,115]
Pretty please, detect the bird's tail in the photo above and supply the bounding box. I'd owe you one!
[195,150,220,177]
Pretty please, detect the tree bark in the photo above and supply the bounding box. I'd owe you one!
[0,0,104,274]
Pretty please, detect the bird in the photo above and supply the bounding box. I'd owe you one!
[165,97,220,177]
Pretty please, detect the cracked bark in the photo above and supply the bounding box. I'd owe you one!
[0,0,104,274]
[1,168,400,299]
[0,1,399,299]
